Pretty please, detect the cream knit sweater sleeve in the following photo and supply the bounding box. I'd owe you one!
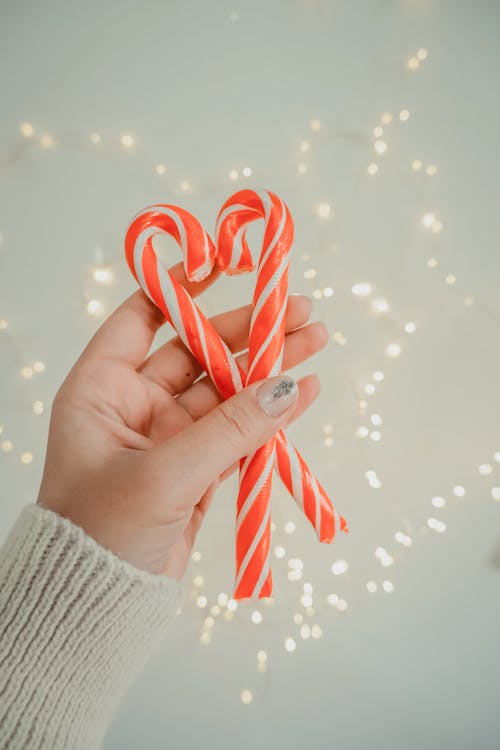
[0,503,183,750]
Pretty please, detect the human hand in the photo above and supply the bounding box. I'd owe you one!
[37,263,328,581]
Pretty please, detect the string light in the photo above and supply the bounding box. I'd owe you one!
[386,343,402,358]
[86,299,103,316]
[3,42,497,700]
[427,518,446,533]
[32,401,44,415]
[120,133,135,148]
[93,267,114,284]
[331,559,349,575]
[351,282,372,297]
[20,122,34,137]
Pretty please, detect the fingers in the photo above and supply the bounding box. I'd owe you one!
[176,321,328,420]
[147,374,300,504]
[81,290,165,367]
[80,260,221,368]
[218,374,321,482]
[138,294,313,394]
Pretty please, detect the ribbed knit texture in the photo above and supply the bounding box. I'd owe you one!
[0,504,183,749]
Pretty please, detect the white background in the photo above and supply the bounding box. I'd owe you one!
[1,1,499,748]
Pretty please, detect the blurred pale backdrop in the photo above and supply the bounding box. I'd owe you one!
[1,1,499,749]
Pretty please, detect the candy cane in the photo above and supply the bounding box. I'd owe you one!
[125,192,347,598]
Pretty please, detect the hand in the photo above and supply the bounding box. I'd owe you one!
[37,263,328,580]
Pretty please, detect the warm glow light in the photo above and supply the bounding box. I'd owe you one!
[478,463,492,475]
[93,267,114,284]
[399,109,410,122]
[120,133,135,148]
[242,166,252,177]
[374,140,387,154]
[196,595,208,608]
[86,299,103,316]
[412,159,422,171]
[21,366,34,379]
[300,140,310,152]
[155,163,166,175]
[40,134,54,148]
[395,531,413,547]
[352,282,372,297]
[317,202,332,219]
[453,485,466,498]
[1,440,14,452]
[331,559,349,576]
[367,163,378,175]
[366,581,377,593]
[386,343,402,358]
[427,517,446,533]
[432,496,446,508]
[21,452,33,464]
[426,164,437,176]
[229,169,239,180]
[332,331,347,346]
[382,580,394,593]
[20,122,34,137]
[180,180,191,192]
[422,212,436,228]
[251,611,262,624]
[417,48,428,61]
[407,56,420,70]
[284,521,296,534]
[240,689,253,705]
[404,321,416,334]
[310,118,322,131]
[491,488,500,502]
[90,132,101,144]
[32,400,44,415]
[285,637,296,652]
[372,297,389,313]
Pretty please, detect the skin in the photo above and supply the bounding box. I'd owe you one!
[37,261,329,581]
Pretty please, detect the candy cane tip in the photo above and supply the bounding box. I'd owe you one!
[188,260,214,283]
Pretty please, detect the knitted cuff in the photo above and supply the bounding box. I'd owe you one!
[0,503,183,750]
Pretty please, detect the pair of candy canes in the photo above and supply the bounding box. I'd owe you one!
[125,189,347,599]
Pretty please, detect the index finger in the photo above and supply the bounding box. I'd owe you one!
[80,260,222,367]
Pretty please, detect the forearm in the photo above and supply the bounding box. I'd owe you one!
[0,504,182,750]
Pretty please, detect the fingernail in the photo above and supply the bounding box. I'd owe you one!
[256,375,298,418]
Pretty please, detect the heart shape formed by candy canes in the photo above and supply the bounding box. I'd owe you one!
[125,189,347,599]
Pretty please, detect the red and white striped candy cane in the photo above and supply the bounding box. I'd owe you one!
[216,190,346,597]
[125,194,347,599]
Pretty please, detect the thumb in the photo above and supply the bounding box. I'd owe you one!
[154,374,299,501]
